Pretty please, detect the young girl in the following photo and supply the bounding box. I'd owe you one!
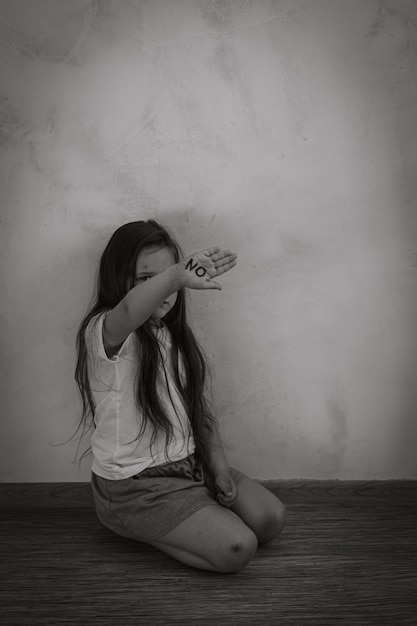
[75,219,285,573]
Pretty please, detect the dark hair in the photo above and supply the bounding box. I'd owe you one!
[73,219,216,467]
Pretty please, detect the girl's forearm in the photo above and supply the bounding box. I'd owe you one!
[202,424,230,476]
[124,265,182,327]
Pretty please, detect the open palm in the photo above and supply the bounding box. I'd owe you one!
[180,246,237,290]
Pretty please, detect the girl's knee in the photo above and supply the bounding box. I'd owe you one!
[257,499,286,544]
[274,499,287,532]
[214,528,258,573]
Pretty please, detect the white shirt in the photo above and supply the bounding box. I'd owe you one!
[85,311,195,480]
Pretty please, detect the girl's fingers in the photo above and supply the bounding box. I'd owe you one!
[215,255,237,267]
[200,280,222,290]
[216,479,238,507]
[218,251,237,261]
[203,246,221,259]
[204,248,237,263]
[215,259,237,275]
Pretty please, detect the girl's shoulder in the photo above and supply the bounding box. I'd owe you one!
[84,310,109,352]
[85,310,108,339]
[85,310,137,362]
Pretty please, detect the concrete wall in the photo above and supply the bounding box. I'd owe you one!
[1,0,417,481]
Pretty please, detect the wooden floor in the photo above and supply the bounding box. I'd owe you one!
[1,480,416,625]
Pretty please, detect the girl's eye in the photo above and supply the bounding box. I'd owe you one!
[139,276,150,282]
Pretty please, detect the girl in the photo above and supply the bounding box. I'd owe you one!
[75,219,285,573]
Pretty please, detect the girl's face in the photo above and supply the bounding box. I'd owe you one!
[133,245,178,321]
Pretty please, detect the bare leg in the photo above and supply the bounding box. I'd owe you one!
[229,476,286,544]
[147,503,258,573]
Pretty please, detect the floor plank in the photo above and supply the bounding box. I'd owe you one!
[1,481,416,625]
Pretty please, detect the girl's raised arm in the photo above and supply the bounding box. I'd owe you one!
[103,247,237,353]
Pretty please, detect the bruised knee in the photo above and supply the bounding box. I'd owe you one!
[215,532,258,573]
[231,542,244,553]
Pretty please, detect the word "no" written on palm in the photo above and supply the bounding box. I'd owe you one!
[185,258,207,277]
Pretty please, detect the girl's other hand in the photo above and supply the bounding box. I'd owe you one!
[178,247,237,290]
[214,471,239,508]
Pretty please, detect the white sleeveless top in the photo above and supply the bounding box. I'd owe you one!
[84,311,195,480]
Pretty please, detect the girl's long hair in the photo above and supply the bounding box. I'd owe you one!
[74,220,217,466]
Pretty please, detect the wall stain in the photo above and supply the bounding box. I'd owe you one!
[1,0,97,65]
[327,396,348,455]
[368,0,417,39]
[0,96,22,149]
[368,0,387,38]
[315,395,348,475]
[199,0,249,32]
[211,38,259,133]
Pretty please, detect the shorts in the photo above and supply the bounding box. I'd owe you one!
[91,453,245,543]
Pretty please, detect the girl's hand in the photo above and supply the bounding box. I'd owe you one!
[178,246,237,290]
[214,471,239,508]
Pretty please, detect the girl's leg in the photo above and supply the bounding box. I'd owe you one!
[147,504,258,573]
[229,476,286,544]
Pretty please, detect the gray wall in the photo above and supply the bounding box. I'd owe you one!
[1,0,417,481]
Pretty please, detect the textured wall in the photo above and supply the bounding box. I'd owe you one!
[1,0,417,481]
